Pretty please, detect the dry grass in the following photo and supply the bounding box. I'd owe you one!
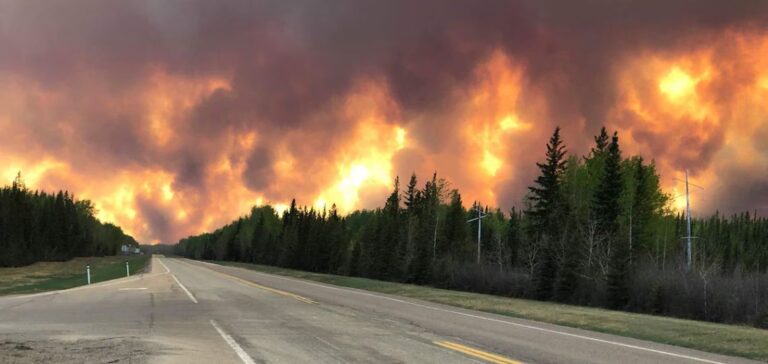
[0,256,149,295]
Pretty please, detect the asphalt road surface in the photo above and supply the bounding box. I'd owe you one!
[0,256,759,364]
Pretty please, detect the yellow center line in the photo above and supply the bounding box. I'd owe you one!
[186,260,316,304]
[434,341,523,364]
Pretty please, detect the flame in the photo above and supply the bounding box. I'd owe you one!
[2,28,767,243]
[1,159,67,187]
[658,67,696,100]
[273,203,289,215]
[312,79,406,211]
[458,50,535,205]
[161,183,174,201]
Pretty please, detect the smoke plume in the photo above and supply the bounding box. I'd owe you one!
[1,0,767,242]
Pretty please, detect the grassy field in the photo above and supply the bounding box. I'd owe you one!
[216,261,768,362]
[0,255,150,295]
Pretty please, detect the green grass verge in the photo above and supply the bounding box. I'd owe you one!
[0,255,150,295]
[214,260,768,362]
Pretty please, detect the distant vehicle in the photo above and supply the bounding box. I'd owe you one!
[120,244,141,255]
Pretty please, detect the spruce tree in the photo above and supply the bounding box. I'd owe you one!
[404,174,418,209]
[593,132,622,236]
[374,178,401,279]
[525,127,567,300]
[506,207,522,267]
[409,175,438,283]
[593,132,630,308]
[443,190,469,260]
[592,127,609,155]
[526,127,567,235]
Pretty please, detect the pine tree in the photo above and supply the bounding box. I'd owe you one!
[279,199,299,267]
[592,127,609,155]
[593,132,622,236]
[409,174,438,283]
[443,190,469,260]
[526,127,567,300]
[506,207,522,267]
[593,132,630,308]
[403,173,419,270]
[527,127,567,235]
[372,178,402,279]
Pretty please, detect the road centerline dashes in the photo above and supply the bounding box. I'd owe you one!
[177,259,315,304]
[435,341,523,364]
[191,260,729,364]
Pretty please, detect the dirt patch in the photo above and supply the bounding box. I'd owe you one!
[0,336,155,364]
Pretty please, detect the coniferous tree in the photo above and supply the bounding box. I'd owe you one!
[0,173,137,267]
[372,179,402,279]
[506,207,522,267]
[593,132,623,237]
[279,199,299,267]
[443,190,469,260]
[592,127,609,155]
[171,131,768,327]
[527,127,567,235]
[594,132,630,308]
[526,127,567,300]
[409,174,438,283]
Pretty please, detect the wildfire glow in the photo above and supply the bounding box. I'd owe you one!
[613,31,768,214]
[161,184,174,201]
[313,122,406,211]
[499,114,531,131]
[2,159,67,187]
[659,67,697,100]
[2,20,767,244]
[461,50,534,201]
[295,78,404,212]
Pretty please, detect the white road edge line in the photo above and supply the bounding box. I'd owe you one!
[210,319,256,364]
[192,259,725,364]
[171,273,198,304]
[157,258,171,274]
[160,257,198,304]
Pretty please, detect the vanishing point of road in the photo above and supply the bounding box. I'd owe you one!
[0,256,758,364]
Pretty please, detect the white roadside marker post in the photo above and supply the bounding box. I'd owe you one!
[125,261,130,277]
[86,264,91,285]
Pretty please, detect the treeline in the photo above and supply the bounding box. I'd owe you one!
[176,127,768,327]
[0,174,138,267]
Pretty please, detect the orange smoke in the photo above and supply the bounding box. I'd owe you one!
[3,25,768,243]
[612,30,768,213]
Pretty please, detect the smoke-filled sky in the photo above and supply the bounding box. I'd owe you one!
[2,1,768,243]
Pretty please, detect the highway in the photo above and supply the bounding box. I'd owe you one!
[0,256,758,364]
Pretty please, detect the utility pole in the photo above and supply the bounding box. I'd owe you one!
[467,203,488,264]
[433,215,439,260]
[674,171,703,272]
[685,169,692,271]
[629,203,633,266]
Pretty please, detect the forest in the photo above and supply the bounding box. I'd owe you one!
[0,174,138,267]
[176,127,768,328]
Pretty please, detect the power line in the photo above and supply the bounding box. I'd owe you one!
[674,177,705,190]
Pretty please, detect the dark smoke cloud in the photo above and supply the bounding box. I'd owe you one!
[1,0,767,242]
